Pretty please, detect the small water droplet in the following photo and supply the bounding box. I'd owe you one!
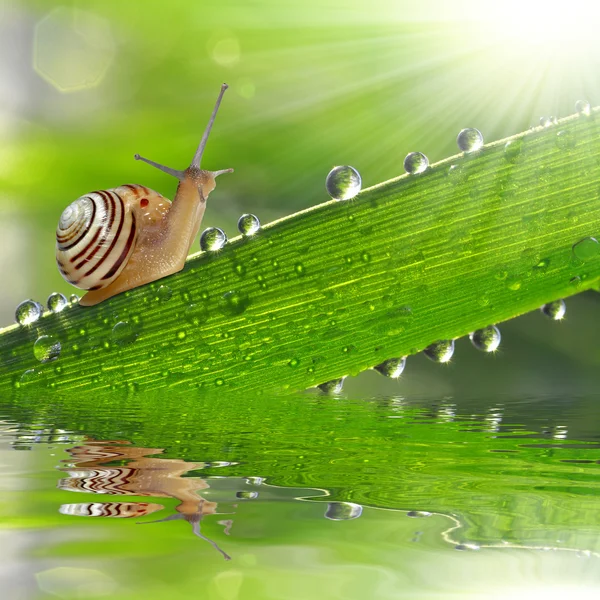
[447,164,468,185]
[569,275,582,288]
[456,128,483,152]
[541,299,566,321]
[215,378,225,386]
[233,262,247,276]
[317,377,346,394]
[325,165,362,201]
[46,292,68,313]
[19,368,46,387]
[407,511,432,518]
[237,213,261,236]
[33,335,61,363]
[423,340,454,363]
[470,325,501,352]
[455,543,480,551]
[575,100,591,116]
[176,330,186,340]
[294,263,305,276]
[236,491,259,499]
[404,152,428,175]
[155,285,173,302]
[111,321,137,346]
[221,290,250,315]
[69,294,80,305]
[15,299,43,325]
[373,357,406,378]
[505,275,522,291]
[361,251,371,263]
[324,502,362,520]
[288,358,300,368]
[200,227,227,251]
[556,130,576,150]
[572,237,600,262]
[503,139,522,163]
[540,116,552,127]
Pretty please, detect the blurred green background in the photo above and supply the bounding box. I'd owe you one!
[2,0,599,325]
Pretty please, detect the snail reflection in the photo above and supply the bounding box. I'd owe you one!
[57,440,233,560]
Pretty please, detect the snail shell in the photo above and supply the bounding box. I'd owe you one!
[56,185,168,290]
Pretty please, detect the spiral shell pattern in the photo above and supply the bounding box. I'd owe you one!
[56,190,137,290]
[59,502,163,518]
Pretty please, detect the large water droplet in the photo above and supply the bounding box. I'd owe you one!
[47,292,68,313]
[572,237,600,262]
[324,502,362,520]
[325,165,362,201]
[221,290,250,315]
[111,321,137,346]
[374,357,406,378]
[423,340,454,363]
[541,299,566,321]
[469,325,501,352]
[456,128,483,152]
[237,213,261,236]
[404,152,428,174]
[575,100,591,116]
[15,299,43,325]
[33,335,61,363]
[200,227,227,251]
[504,139,522,163]
[317,377,346,394]
[155,285,173,302]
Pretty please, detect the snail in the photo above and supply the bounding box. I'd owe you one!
[56,84,233,307]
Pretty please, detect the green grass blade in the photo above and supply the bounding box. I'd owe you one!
[2,111,600,395]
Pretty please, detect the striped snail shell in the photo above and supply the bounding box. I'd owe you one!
[56,185,165,290]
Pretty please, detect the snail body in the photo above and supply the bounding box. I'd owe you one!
[56,84,233,307]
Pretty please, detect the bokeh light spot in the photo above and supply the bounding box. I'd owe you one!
[33,7,115,93]
[207,31,240,67]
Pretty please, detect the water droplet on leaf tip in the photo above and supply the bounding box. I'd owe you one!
[317,376,346,394]
[237,213,261,236]
[324,502,362,520]
[373,357,406,378]
[456,128,483,153]
[541,299,566,321]
[200,227,227,252]
[469,325,501,353]
[325,165,362,201]
[15,299,43,325]
[404,152,428,175]
[423,340,454,363]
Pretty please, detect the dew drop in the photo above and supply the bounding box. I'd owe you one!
[324,502,362,521]
[200,227,227,251]
[233,262,247,276]
[572,237,600,262]
[69,294,80,305]
[288,358,300,368]
[221,290,250,315]
[325,165,362,201]
[505,275,522,291]
[575,100,591,116]
[456,128,483,152]
[46,292,68,313]
[15,299,43,325]
[155,285,173,302]
[215,378,225,387]
[455,543,480,551]
[404,152,429,175]
[19,368,46,387]
[294,263,305,276]
[237,213,261,236]
[469,325,501,353]
[503,139,522,163]
[317,377,346,394]
[541,299,566,321]
[540,116,552,127]
[407,510,432,518]
[556,130,576,150]
[33,335,61,363]
[111,321,137,346]
[423,340,454,363]
[373,357,406,378]
[236,491,259,499]
[447,164,468,185]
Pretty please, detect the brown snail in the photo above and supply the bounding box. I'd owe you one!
[55,84,233,307]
